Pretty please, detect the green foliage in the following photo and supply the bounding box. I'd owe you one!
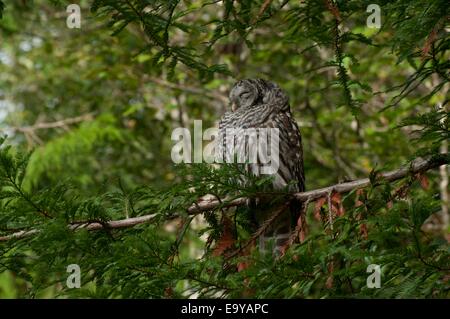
[0,140,448,298]
[91,0,231,80]
[25,114,123,189]
[400,107,450,155]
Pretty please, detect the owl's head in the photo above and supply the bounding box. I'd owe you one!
[229,78,288,111]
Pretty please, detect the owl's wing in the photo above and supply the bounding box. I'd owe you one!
[216,111,236,164]
[270,109,305,193]
[249,106,305,254]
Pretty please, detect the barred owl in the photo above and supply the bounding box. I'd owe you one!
[217,78,305,254]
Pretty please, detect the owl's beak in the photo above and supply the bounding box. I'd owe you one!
[231,102,237,112]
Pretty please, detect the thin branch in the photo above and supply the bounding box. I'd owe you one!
[0,214,157,241]
[0,155,448,242]
[5,113,95,134]
[252,0,273,24]
[145,76,229,104]
[327,189,334,231]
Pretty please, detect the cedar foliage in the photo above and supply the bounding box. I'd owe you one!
[0,0,449,298]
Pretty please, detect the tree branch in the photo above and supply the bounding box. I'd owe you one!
[0,155,448,242]
[5,113,96,134]
[145,76,229,105]
[0,215,157,242]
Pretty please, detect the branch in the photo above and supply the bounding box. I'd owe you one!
[145,76,229,105]
[0,215,157,242]
[5,113,96,134]
[252,0,273,24]
[190,155,449,211]
[0,155,448,242]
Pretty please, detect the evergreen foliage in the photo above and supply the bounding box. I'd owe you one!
[0,0,448,298]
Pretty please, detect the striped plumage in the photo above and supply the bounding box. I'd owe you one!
[217,79,305,254]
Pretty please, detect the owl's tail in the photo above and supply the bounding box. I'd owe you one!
[257,199,304,255]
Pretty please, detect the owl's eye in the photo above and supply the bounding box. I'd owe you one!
[240,92,250,99]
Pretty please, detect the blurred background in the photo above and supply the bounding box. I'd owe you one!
[0,0,448,298]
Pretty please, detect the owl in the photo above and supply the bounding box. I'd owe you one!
[216,78,305,254]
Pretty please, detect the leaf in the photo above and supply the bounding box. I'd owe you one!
[369,167,381,185]
[237,261,249,272]
[325,262,334,289]
[298,215,307,243]
[355,189,364,207]
[360,223,368,240]
[324,0,340,21]
[325,275,334,289]
[280,213,307,256]
[331,192,345,217]
[164,287,173,298]
[416,173,430,190]
[421,28,437,59]
[212,215,235,256]
[314,197,327,221]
